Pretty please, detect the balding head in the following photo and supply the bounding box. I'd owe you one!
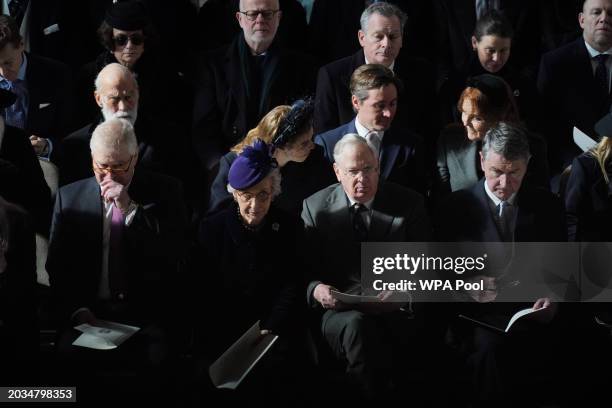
[90,118,138,186]
[94,63,139,125]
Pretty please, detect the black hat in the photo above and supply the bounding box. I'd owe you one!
[465,74,510,109]
[105,1,150,31]
[0,88,16,110]
[273,98,314,148]
[595,113,612,139]
[229,139,278,190]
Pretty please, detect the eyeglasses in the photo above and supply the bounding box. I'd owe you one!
[238,9,279,21]
[236,190,272,202]
[342,166,378,179]
[92,155,135,175]
[113,33,145,47]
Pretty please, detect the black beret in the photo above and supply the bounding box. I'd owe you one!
[466,74,510,109]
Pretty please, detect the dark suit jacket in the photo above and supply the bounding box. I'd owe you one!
[0,124,51,235]
[537,37,610,170]
[314,49,438,142]
[435,180,567,243]
[46,172,187,326]
[208,145,335,216]
[24,52,75,151]
[435,125,550,201]
[0,199,38,384]
[315,120,426,193]
[302,182,430,307]
[192,35,317,169]
[565,153,612,242]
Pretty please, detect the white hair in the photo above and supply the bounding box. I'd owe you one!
[90,118,138,156]
[332,133,377,164]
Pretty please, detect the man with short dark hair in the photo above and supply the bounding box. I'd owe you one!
[0,14,74,161]
[316,63,425,193]
[314,1,437,141]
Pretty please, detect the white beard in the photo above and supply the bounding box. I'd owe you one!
[101,106,138,125]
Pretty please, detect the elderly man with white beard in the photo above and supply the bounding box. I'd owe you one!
[60,63,192,188]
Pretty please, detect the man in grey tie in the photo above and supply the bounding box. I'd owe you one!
[315,63,426,193]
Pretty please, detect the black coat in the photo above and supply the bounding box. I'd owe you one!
[314,49,438,143]
[208,145,335,216]
[537,37,611,171]
[565,153,612,242]
[192,35,317,169]
[0,125,51,235]
[196,204,304,354]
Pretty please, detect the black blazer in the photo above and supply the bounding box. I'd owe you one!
[24,52,75,150]
[315,119,426,194]
[192,35,317,169]
[538,37,611,169]
[0,125,51,235]
[314,49,438,141]
[565,153,612,242]
[435,180,567,242]
[46,172,187,325]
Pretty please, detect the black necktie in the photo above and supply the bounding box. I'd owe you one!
[595,54,610,99]
[8,0,28,27]
[352,203,368,242]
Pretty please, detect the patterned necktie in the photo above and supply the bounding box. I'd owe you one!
[352,203,368,242]
[365,131,381,157]
[8,0,28,26]
[4,80,27,130]
[495,201,514,242]
[109,205,127,298]
[595,54,610,99]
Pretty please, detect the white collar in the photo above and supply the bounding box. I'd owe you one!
[364,53,395,71]
[347,195,375,210]
[354,117,385,140]
[584,40,612,58]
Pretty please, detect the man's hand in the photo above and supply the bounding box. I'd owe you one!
[29,135,49,156]
[313,283,346,310]
[99,177,131,212]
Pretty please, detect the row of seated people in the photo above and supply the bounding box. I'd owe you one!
[2,88,612,406]
[3,0,611,198]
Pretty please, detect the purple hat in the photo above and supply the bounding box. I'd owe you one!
[229,139,277,190]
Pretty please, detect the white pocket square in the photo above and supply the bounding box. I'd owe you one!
[39,103,51,109]
[43,24,60,35]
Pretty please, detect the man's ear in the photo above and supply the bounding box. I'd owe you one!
[578,12,585,30]
[358,30,366,47]
[471,36,478,51]
[351,95,361,113]
[333,162,342,182]
[94,91,103,108]
[479,151,485,171]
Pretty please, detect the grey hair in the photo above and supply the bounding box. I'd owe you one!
[333,133,377,164]
[226,168,282,198]
[360,2,407,34]
[90,118,138,156]
[94,63,138,93]
[481,122,531,162]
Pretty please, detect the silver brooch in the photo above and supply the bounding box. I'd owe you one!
[272,222,280,231]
